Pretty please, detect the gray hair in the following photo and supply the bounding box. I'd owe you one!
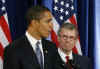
[58,22,79,38]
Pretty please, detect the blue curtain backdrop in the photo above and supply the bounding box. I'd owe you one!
[75,0,95,68]
[6,0,96,68]
[77,0,89,56]
[95,0,100,69]
[6,0,34,40]
[77,0,95,59]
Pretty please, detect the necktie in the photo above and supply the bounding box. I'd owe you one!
[36,41,43,69]
[66,56,69,64]
[66,56,72,69]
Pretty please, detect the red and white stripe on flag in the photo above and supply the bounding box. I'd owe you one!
[0,0,12,68]
[0,14,12,58]
[69,15,82,55]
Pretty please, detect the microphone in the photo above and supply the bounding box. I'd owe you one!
[68,60,80,69]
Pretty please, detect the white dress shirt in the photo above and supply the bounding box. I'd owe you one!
[25,32,44,65]
[58,48,73,63]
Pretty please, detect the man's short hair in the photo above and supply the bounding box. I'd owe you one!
[58,22,79,38]
[26,5,50,26]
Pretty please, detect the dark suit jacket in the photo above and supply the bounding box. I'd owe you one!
[55,52,92,69]
[3,35,58,69]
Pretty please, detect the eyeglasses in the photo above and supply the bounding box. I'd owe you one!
[60,35,77,40]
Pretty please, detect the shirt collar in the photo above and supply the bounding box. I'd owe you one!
[25,31,42,48]
[58,48,73,60]
[25,32,44,64]
[26,32,39,45]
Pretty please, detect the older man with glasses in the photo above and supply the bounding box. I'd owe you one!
[55,22,92,69]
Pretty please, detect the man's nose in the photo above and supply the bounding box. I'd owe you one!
[65,38,71,42]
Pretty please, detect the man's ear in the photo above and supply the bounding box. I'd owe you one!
[29,20,37,28]
[75,38,78,43]
[31,19,37,23]
[31,20,39,25]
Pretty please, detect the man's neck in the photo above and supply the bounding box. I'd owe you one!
[60,48,72,55]
[27,29,41,40]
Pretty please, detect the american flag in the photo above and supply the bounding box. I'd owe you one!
[43,0,82,55]
[0,0,12,68]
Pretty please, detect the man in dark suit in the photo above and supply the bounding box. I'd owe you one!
[55,23,92,69]
[3,6,57,69]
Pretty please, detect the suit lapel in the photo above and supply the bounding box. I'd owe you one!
[72,53,78,64]
[23,35,41,69]
[42,39,48,55]
[41,39,49,69]
[72,53,81,69]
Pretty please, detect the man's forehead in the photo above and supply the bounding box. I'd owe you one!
[60,29,76,35]
[61,28,76,32]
